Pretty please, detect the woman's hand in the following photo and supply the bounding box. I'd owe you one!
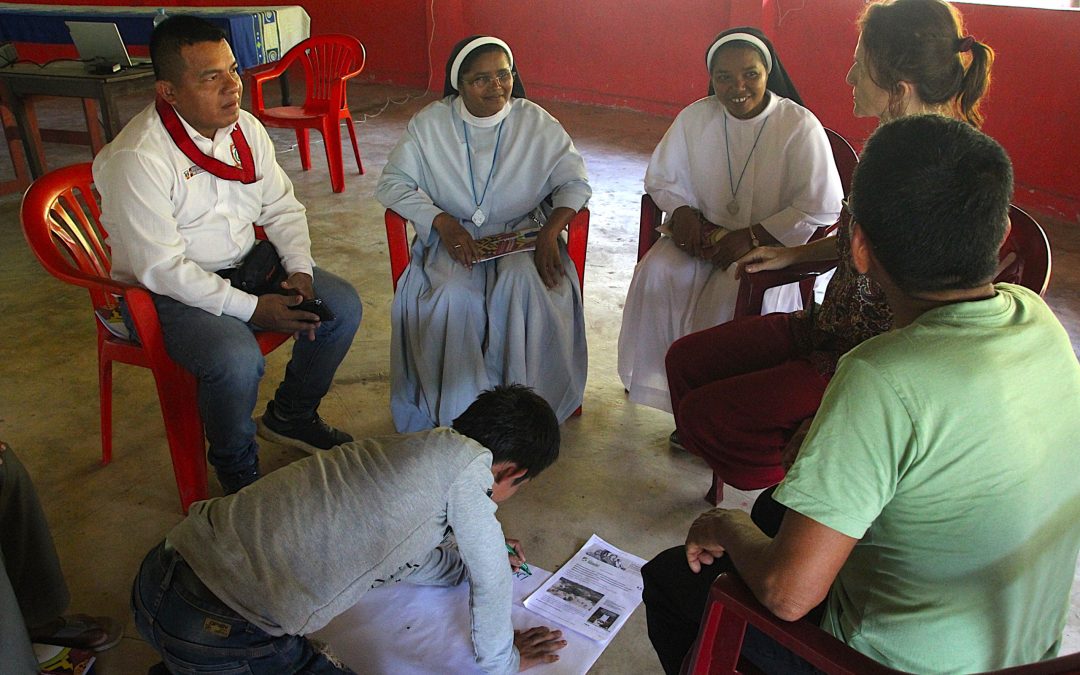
[533,229,564,289]
[737,235,839,276]
[669,206,707,258]
[533,206,576,289]
[706,228,756,270]
[433,212,479,269]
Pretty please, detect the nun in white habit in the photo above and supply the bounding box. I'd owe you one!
[618,27,842,413]
[377,36,591,432]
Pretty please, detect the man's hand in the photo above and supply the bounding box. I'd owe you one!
[280,272,315,300]
[250,292,320,337]
[505,537,527,573]
[685,508,755,573]
[434,212,479,269]
[533,229,564,289]
[515,626,566,670]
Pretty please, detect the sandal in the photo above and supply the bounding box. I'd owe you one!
[29,614,124,652]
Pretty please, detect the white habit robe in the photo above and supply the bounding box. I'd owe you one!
[377,97,592,432]
[618,93,842,412]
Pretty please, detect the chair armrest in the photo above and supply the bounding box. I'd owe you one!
[686,573,902,675]
[247,56,297,116]
[384,209,411,293]
[639,194,663,262]
[733,260,839,318]
[567,208,590,291]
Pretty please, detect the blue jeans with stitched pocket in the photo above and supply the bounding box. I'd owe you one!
[131,541,350,674]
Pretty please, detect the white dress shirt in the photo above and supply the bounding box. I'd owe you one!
[93,103,314,321]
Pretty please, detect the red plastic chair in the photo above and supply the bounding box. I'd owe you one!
[249,35,366,194]
[385,208,589,416]
[385,208,591,293]
[734,204,1053,316]
[684,573,1080,675]
[20,162,290,513]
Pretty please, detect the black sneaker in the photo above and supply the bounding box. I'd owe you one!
[257,401,353,454]
[217,464,260,495]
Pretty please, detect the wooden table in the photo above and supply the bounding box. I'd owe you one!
[0,61,155,178]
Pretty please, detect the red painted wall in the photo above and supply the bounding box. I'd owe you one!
[763,0,1080,220]
[6,0,1078,219]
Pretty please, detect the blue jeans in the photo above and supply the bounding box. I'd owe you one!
[124,268,361,476]
[132,542,350,674]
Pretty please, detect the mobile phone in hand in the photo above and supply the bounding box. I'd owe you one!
[292,298,336,322]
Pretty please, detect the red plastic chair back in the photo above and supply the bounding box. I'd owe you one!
[21,162,289,513]
[249,35,366,192]
[295,36,367,114]
[824,127,858,194]
[385,209,591,294]
[685,573,1080,675]
[996,205,1052,296]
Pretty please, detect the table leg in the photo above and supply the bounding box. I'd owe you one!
[82,98,107,154]
[100,93,124,141]
[7,93,45,178]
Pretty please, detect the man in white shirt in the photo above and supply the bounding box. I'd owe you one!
[93,16,361,493]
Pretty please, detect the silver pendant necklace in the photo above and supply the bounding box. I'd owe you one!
[463,118,506,226]
[723,110,769,216]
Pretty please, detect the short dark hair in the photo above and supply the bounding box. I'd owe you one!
[150,15,227,81]
[850,114,1012,294]
[452,384,560,484]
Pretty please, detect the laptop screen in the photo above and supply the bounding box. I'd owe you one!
[66,21,135,68]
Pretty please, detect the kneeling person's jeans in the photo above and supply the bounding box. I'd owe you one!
[132,541,350,674]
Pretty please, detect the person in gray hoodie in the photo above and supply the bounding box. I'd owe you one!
[132,384,567,674]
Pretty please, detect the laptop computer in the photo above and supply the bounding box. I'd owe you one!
[65,21,150,69]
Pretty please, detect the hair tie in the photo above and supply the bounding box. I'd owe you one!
[957,36,976,53]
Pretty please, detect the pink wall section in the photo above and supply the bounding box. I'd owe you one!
[5,0,1078,218]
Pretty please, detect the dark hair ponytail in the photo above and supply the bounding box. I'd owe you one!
[957,39,993,127]
[859,0,994,128]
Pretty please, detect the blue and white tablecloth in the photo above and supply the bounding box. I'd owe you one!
[0,3,310,70]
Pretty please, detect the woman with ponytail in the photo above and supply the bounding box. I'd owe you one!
[665,0,995,504]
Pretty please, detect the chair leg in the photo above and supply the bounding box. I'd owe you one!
[154,365,209,514]
[344,115,363,175]
[322,119,345,193]
[705,473,724,506]
[99,353,113,466]
[295,128,311,171]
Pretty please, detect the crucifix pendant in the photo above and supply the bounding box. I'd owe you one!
[726,200,740,216]
[472,207,486,226]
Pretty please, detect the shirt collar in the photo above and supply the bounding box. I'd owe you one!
[456,96,513,128]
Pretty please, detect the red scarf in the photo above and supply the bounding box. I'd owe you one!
[155,96,256,184]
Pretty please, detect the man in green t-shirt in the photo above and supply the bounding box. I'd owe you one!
[642,115,1080,674]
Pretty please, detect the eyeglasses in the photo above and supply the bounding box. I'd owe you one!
[465,69,513,89]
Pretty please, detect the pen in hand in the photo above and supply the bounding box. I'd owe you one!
[506,543,531,575]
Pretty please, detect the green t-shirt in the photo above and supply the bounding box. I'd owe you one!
[774,284,1080,674]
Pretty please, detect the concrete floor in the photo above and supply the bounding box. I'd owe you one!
[2,80,1078,674]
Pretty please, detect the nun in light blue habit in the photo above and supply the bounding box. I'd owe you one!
[376,35,591,432]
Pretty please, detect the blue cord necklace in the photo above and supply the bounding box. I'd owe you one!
[723,110,768,216]
[463,118,506,226]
